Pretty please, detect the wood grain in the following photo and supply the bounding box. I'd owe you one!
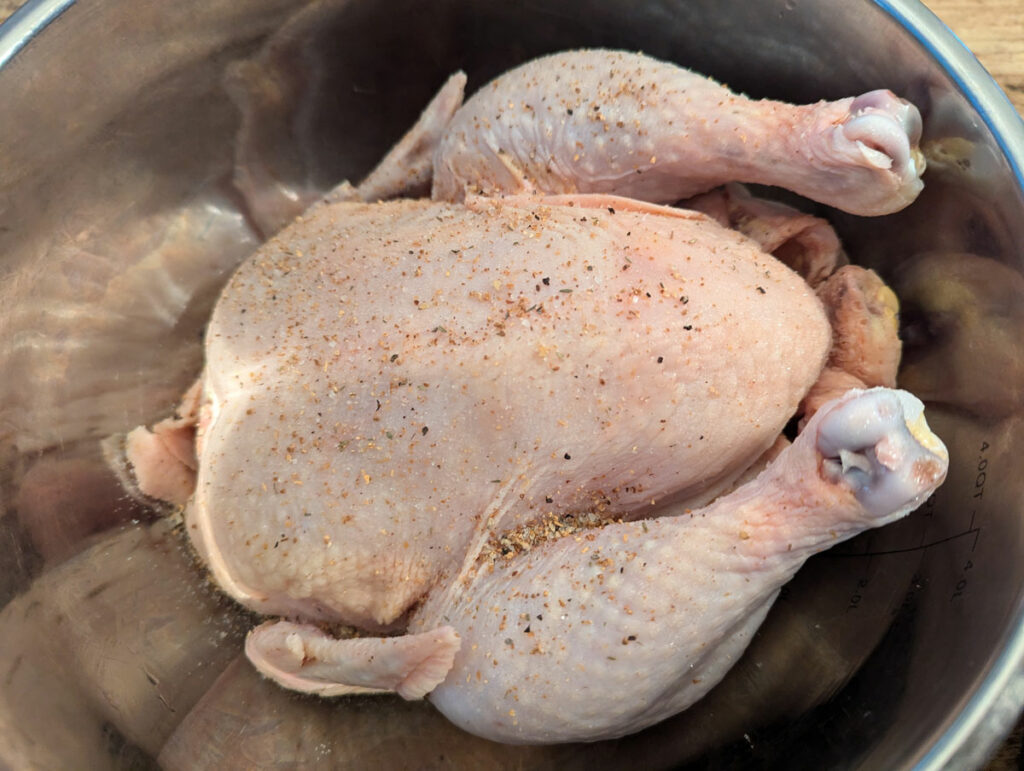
[0,0,18,24]
[926,0,1024,113]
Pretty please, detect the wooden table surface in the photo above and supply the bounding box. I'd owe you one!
[0,0,1021,768]
[927,0,1024,113]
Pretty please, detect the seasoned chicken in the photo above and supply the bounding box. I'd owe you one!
[118,48,943,745]
[188,193,831,629]
[230,49,926,232]
[432,50,925,216]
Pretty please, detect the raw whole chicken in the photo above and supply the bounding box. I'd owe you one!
[120,49,946,744]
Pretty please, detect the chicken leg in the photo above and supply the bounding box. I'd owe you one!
[244,387,946,744]
[432,50,925,216]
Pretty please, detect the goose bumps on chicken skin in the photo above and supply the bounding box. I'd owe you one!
[118,50,947,744]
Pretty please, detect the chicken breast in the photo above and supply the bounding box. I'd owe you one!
[188,193,830,629]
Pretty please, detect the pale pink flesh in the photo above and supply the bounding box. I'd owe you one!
[187,193,830,627]
[124,427,197,506]
[192,194,947,743]
[245,621,460,700]
[248,388,945,743]
[414,388,946,743]
[432,50,925,216]
[122,379,202,506]
[682,183,845,286]
[97,45,946,747]
[801,266,903,420]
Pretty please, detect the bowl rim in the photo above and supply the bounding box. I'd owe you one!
[0,0,1022,767]
[880,0,1024,188]
[868,5,1024,766]
[0,0,74,69]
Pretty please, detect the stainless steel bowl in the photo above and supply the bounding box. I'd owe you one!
[1,0,1022,768]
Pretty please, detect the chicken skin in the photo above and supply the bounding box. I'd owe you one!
[190,193,830,627]
[432,50,924,216]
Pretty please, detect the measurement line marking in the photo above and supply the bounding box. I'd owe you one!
[828,528,981,558]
